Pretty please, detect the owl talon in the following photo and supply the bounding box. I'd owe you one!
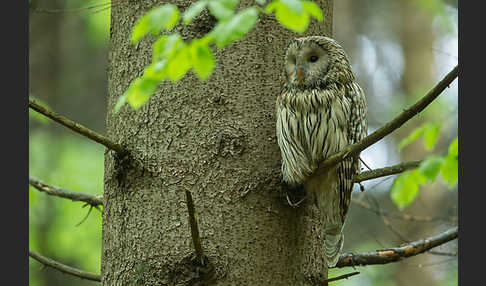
[286,192,307,207]
[282,182,307,207]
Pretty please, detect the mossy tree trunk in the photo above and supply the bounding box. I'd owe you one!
[102,1,333,285]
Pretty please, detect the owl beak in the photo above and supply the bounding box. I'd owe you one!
[297,68,305,83]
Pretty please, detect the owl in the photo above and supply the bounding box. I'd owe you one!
[276,36,367,267]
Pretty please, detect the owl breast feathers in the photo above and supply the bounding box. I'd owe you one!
[275,36,367,267]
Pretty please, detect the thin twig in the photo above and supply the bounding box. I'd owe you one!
[359,157,372,171]
[185,190,205,265]
[29,99,125,154]
[75,205,95,227]
[30,0,128,14]
[365,193,410,242]
[322,271,360,284]
[354,161,421,182]
[317,65,458,174]
[31,2,111,13]
[427,250,457,257]
[351,198,456,223]
[29,249,101,282]
[334,227,458,268]
[29,175,103,207]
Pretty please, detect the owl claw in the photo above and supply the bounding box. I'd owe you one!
[281,182,307,207]
[286,193,307,207]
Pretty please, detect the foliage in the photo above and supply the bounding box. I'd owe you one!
[398,122,441,151]
[29,131,104,283]
[391,127,458,210]
[115,0,324,112]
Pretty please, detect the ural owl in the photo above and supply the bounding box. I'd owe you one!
[276,36,367,267]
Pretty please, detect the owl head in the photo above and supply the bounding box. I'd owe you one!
[283,36,355,88]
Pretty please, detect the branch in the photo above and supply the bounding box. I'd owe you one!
[334,227,458,268]
[29,175,103,207]
[29,249,101,282]
[185,190,205,265]
[29,99,125,154]
[317,65,458,174]
[354,161,421,183]
[321,271,360,284]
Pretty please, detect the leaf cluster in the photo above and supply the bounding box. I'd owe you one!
[115,0,324,111]
[391,122,457,210]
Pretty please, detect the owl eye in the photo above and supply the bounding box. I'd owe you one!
[309,55,319,63]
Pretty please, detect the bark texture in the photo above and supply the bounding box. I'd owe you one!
[102,1,333,285]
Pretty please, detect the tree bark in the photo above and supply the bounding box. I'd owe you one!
[102,1,333,285]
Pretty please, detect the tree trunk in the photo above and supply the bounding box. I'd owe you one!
[102,1,333,285]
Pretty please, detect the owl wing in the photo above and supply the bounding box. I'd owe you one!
[276,90,316,185]
[337,82,367,222]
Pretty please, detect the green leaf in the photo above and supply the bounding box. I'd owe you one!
[208,0,235,20]
[212,7,259,48]
[113,92,128,113]
[398,125,424,150]
[190,39,215,80]
[143,60,168,81]
[423,122,441,151]
[183,1,208,25]
[131,4,180,43]
[150,33,192,82]
[149,4,180,32]
[255,0,267,4]
[131,16,150,43]
[440,154,458,187]
[390,169,427,210]
[125,77,158,109]
[280,0,303,14]
[166,45,192,81]
[266,1,309,33]
[221,0,240,10]
[153,34,183,62]
[419,155,444,181]
[399,122,442,151]
[448,137,458,157]
[302,1,323,21]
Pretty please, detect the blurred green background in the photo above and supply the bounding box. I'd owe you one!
[29,0,110,285]
[28,0,458,285]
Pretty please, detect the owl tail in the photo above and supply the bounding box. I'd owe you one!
[306,167,347,267]
[323,226,344,267]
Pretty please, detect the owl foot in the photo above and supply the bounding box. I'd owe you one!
[282,183,307,207]
[286,193,307,207]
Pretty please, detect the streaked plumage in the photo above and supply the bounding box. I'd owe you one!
[276,36,367,267]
